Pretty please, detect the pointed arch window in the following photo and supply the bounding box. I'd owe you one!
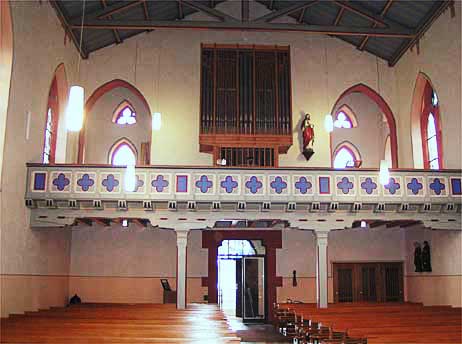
[43,109,54,163]
[421,85,442,170]
[426,113,439,169]
[113,100,136,125]
[110,139,137,166]
[42,78,59,163]
[334,105,358,129]
[333,142,361,169]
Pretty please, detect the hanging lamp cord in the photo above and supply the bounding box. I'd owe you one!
[77,0,86,78]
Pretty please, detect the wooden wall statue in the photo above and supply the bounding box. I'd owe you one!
[301,113,315,161]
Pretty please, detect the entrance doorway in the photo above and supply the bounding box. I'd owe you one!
[217,240,266,322]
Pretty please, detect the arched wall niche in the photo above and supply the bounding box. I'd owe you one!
[0,0,13,185]
[79,79,152,165]
[410,72,443,169]
[329,83,398,168]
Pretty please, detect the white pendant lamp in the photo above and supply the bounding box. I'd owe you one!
[124,163,136,192]
[324,114,334,133]
[152,112,162,131]
[379,159,390,185]
[66,86,84,132]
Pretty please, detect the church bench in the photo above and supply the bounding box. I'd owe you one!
[274,303,461,344]
[0,304,240,344]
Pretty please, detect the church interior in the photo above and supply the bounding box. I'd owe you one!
[0,1,461,343]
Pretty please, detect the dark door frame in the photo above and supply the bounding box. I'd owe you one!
[202,230,282,321]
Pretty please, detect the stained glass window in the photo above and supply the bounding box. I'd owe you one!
[113,101,137,125]
[333,147,356,169]
[42,108,53,164]
[334,111,353,128]
[426,113,439,170]
[111,143,136,166]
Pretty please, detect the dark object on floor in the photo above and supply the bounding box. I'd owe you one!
[69,294,81,305]
[237,324,292,342]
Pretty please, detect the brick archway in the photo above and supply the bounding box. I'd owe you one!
[202,230,282,321]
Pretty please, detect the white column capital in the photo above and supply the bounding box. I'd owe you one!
[175,228,190,245]
[315,230,329,244]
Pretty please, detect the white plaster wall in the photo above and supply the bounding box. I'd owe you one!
[187,230,208,278]
[329,227,405,271]
[0,1,76,317]
[395,3,461,168]
[404,227,461,277]
[70,227,176,277]
[277,229,316,277]
[84,87,151,164]
[79,24,398,168]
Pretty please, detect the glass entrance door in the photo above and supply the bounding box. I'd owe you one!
[242,256,265,322]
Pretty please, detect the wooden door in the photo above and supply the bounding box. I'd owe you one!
[382,263,403,302]
[334,264,354,303]
[360,265,377,302]
[334,262,403,303]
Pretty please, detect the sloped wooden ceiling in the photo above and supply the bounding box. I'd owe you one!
[51,0,452,66]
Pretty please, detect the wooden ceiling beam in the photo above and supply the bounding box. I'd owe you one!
[254,0,319,23]
[76,218,92,226]
[298,7,307,23]
[358,0,394,51]
[333,0,407,30]
[49,0,88,59]
[133,218,150,228]
[389,0,450,66]
[181,0,238,22]
[101,0,122,44]
[178,0,184,19]
[334,7,345,26]
[242,0,249,22]
[97,1,145,19]
[71,19,414,38]
[93,218,112,227]
[142,0,150,20]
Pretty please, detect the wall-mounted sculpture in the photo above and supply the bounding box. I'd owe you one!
[422,241,432,272]
[414,241,432,273]
[301,113,315,161]
[413,242,422,272]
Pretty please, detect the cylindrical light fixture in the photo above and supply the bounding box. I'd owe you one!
[152,112,162,131]
[324,114,334,133]
[124,163,136,192]
[379,159,390,185]
[66,85,84,132]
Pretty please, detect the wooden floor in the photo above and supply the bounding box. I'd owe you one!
[0,303,241,343]
[276,302,462,344]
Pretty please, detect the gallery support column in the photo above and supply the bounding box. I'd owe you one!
[175,228,190,309]
[315,230,329,308]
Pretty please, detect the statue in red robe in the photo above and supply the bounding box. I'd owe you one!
[301,113,315,160]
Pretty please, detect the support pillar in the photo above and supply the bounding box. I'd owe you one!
[315,230,329,308]
[175,229,189,309]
